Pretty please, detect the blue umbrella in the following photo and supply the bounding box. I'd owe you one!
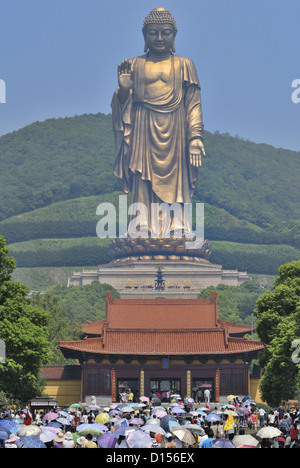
[20,436,47,448]
[6,425,21,435]
[0,427,10,440]
[169,420,180,431]
[45,421,62,428]
[212,438,235,448]
[114,426,138,438]
[160,415,178,432]
[0,420,17,431]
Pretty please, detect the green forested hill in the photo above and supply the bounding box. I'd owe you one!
[0,112,299,280]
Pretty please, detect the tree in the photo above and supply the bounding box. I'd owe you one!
[0,236,50,403]
[30,292,81,365]
[30,281,120,365]
[255,260,300,406]
[198,280,266,325]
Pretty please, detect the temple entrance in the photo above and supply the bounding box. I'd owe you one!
[117,378,139,402]
[192,378,214,403]
[150,378,181,401]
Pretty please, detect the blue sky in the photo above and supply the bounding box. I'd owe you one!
[0,0,299,151]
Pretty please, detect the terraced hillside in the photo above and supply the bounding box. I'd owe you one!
[0,113,299,289]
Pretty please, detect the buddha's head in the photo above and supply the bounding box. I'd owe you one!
[142,7,177,54]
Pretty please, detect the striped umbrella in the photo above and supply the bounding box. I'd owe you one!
[0,420,17,431]
[20,436,47,448]
[0,427,10,440]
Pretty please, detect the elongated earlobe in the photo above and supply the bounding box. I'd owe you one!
[172,40,176,53]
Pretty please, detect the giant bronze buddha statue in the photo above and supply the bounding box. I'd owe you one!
[110,8,210,261]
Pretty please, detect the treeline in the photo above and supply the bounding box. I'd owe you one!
[30,281,119,364]
[0,194,292,246]
[0,113,120,221]
[198,279,272,325]
[7,237,300,275]
[209,241,300,275]
[8,238,111,268]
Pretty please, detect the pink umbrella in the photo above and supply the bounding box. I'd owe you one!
[139,397,149,403]
[43,412,58,422]
[130,418,144,426]
[237,445,257,449]
[171,407,186,414]
[153,410,167,419]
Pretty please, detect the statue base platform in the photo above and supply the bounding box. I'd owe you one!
[68,249,248,299]
[108,236,212,263]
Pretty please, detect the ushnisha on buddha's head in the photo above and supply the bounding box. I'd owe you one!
[142,7,177,55]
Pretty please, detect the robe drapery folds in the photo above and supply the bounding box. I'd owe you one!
[112,54,204,205]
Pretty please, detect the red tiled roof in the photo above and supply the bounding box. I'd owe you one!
[82,320,105,335]
[105,297,219,330]
[59,330,265,356]
[41,365,81,380]
[59,293,266,358]
[218,320,253,335]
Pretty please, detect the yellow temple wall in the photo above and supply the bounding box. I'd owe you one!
[44,379,82,407]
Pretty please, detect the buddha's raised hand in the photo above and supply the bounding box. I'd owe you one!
[118,59,134,98]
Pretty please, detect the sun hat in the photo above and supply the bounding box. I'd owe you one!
[54,432,66,442]
[6,436,20,443]
[76,436,88,447]
[65,432,73,439]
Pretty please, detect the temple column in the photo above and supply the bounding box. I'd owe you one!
[111,369,117,402]
[140,369,145,397]
[186,370,191,398]
[215,369,220,402]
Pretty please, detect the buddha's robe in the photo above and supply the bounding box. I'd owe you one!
[112,54,204,232]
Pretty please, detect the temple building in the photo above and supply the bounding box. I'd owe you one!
[57,291,266,405]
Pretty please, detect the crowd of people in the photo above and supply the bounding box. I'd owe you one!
[1,395,300,448]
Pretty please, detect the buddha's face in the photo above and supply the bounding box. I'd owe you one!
[143,23,176,54]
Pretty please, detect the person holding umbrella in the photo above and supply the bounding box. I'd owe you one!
[86,433,97,448]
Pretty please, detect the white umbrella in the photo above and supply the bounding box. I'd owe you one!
[256,427,282,439]
[233,434,259,447]
[171,427,196,445]
[58,411,69,417]
[142,424,166,435]
[145,418,161,425]
[56,417,71,426]
[183,423,205,434]
[39,428,57,443]
[17,425,41,437]
[224,410,238,417]
[127,430,153,449]
[120,406,135,413]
